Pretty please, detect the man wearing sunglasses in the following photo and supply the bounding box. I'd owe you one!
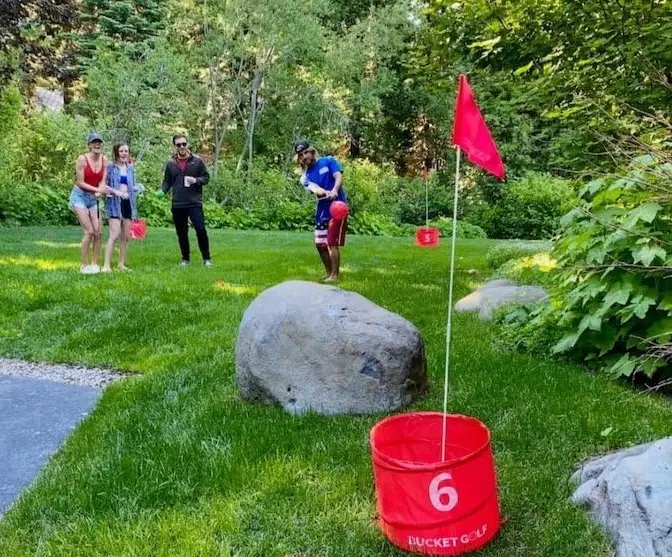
[156,134,212,267]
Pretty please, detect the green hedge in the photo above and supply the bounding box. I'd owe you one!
[495,154,672,382]
[0,107,566,241]
[465,172,575,240]
[485,241,552,269]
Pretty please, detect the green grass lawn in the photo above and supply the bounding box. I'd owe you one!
[1,226,670,557]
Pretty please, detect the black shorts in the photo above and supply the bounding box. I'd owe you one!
[110,199,132,220]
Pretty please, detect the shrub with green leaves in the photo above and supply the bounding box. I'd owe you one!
[495,252,557,287]
[484,172,575,239]
[485,240,551,269]
[394,174,455,226]
[519,154,672,379]
[0,85,21,141]
[348,211,403,236]
[345,159,397,216]
[16,110,91,188]
[0,183,73,226]
[494,302,564,356]
[429,217,488,239]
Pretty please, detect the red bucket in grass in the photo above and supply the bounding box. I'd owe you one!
[130,219,147,240]
[416,227,440,247]
[370,412,500,556]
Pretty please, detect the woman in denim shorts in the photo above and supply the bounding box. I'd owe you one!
[102,143,137,272]
[69,132,116,274]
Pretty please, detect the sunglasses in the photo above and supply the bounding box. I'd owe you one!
[175,142,187,147]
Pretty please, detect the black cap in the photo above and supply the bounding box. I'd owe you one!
[294,139,311,154]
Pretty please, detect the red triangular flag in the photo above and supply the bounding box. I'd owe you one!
[451,74,506,180]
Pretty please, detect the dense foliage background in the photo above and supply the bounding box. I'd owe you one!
[1,0,671,381]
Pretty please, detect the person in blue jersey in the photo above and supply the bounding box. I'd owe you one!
[294,139,347,281]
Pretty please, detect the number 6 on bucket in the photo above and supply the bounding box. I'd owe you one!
[429,473,459,512]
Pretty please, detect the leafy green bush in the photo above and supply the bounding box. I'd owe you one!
[16,111,91,188]
[136,191,173,227]
[494,302,564,356]
[0,183,74,225]
[484,172,575,239]
[499,154,672,380]
[0,85,21,209]
[345,159,397,216]
[429,217,488,239]
[486,241,551,269]
[494,252,557,287]
[345,214,487,238]
[394,174,455,226]
[0,106,570,243]
[0,85,21,140]
[267,201,314,231]
[348,211,403,236]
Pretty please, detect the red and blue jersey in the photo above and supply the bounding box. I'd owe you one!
[300,156,347,225]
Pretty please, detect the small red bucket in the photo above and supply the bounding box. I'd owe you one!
[416,227,440,247]
[130,219,147,240]
[370,412,500,555]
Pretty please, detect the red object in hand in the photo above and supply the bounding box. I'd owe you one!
[130,219,147,240]
[330,201,349,221]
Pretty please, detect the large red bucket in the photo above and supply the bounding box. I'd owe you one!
[370,412,500,555]
[416,227,440,247]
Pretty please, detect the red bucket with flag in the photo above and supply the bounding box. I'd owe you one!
[370,412,500,555]
[130,219,147,240]
[416,227,440,248]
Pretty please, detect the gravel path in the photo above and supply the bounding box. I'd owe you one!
[0,358,125,388]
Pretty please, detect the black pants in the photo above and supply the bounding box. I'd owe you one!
[171,206,210,262]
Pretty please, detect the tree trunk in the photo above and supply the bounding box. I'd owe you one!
[245,68,262,182]
[209,61,220,185]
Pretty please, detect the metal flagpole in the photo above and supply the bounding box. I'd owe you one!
[441,146,461,462]
[424,166,429,229]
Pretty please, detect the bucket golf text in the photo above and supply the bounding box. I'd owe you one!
[407,524,488,550]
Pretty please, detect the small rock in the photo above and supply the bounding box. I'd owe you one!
[571,437,672,557]
[235,281,428,415]
[454,281,548,320]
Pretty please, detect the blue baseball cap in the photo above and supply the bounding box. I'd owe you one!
[87,132,104,144]
[294,139,311,154]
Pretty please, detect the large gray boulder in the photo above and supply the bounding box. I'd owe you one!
[571,437,672,557]
[455,279,548,320]
[235,280,427,415]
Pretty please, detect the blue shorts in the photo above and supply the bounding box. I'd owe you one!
[69,186,98,211]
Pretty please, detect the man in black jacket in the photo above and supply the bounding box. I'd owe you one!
[156,134,212,266]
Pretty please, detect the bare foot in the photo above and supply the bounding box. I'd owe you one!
[323,275,338,282]
[101,266,112,273]
[117,265,132,272]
